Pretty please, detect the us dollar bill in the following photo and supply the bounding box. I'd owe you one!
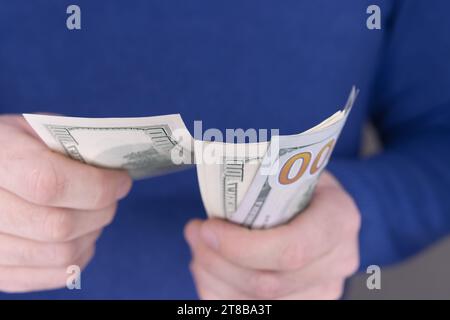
[23,113,194,179]
[232,87,358,228]
[194,140,269,219]
[197,87,358,228]
[24,86,357,229]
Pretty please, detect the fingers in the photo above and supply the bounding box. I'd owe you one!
[185,172,361,300]
[188,219,291,271]
[0,188,117,242]
[0,230,101,268]
[0,245,95,293]
[188,209,338,271]
[0,116,125,293]
[187,222,270,299]
[191,251,346,300]
[0,123,132,210]
[186,221,358,299]
[190,171,359,271]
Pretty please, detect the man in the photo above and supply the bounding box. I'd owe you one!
[0,1,449,299]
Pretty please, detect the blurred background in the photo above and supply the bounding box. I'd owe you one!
[347,236,450,299]
[346,124,450,300]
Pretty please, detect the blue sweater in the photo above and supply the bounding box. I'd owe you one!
[1,1,449,299]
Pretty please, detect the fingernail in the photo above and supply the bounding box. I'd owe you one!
[201,225,219,250]
[116,176,131,199]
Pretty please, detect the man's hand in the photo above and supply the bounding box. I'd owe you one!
[0,115,132,292]
[185,172,360,299]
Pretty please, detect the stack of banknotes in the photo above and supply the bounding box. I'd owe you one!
[24,87,358,229]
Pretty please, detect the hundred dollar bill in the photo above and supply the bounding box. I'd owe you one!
[24,87,357,230]
[197,87,358,228]
[23,113,194,179]
[194,140,269,219]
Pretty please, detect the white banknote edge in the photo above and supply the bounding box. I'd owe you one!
[23,113,194,153]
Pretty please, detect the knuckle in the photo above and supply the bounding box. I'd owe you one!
[250,272,282,299]
[278,243,304,270]
[27,159,64,205]
[42,210,75,242]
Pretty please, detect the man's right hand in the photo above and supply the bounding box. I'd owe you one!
[0,115,132,293]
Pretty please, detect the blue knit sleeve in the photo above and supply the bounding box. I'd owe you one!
[329,0,450,268]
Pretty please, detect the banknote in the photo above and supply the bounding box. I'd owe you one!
[24,86,357,229]
[23,113,194,179]
[196,87,358,228]
[194,140,269,219]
